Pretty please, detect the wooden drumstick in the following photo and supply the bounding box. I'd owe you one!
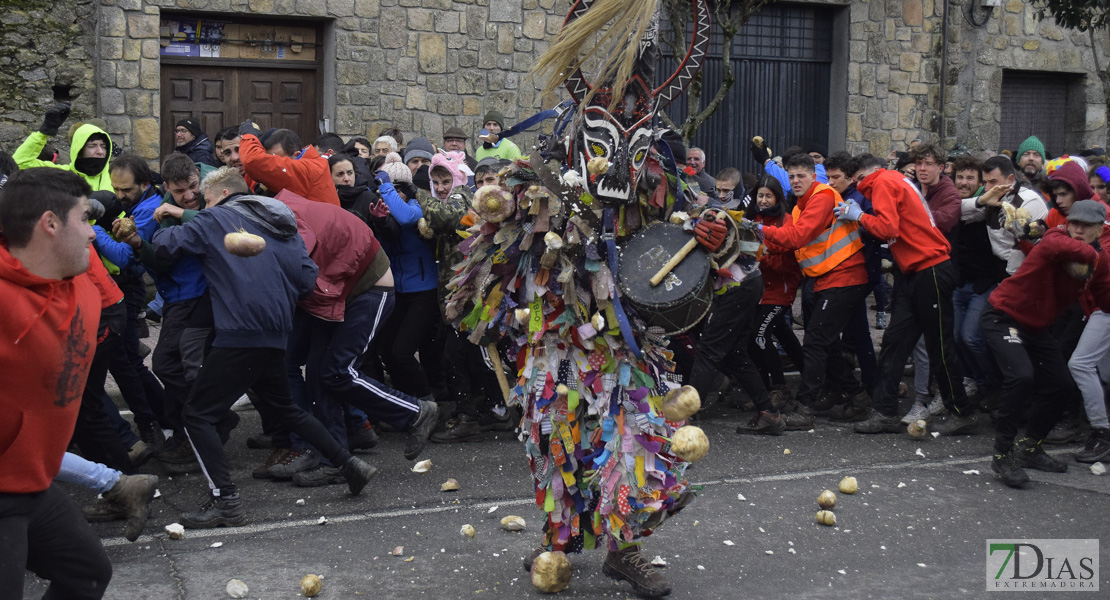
[650,237,699,286]
[487,343,512,402]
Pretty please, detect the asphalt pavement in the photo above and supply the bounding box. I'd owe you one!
[25,395,1110,599]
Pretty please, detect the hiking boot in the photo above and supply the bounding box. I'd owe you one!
[138,421,165,453]
[926,395,947,417]
[602,546,672,598]
[1075,427,1110,463]
[932,412,978,436]
[83,500,127,522]
[268,449,320,480]
[522,547,547,574]
[128,440,153,467]
[479,411,516,432]
[781,404,814,431]
[253,447,291,480]
[1045,420,1082,445]
[246,433,274,449]
[348,424,380,450]
[431,414,483,443]
[827,393,871,423]
[293,464,347,487]
[343,456,378,496]
[102,473,158,542]
[900,402,930,425]
[1016,438,1068,473]
[810,390,846,415]
[736,411,785,435]
[853,409,901,434]
[180,493,247,529]
[404,400,440,460]
[992,447,1030,488]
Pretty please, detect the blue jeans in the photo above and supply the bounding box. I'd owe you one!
[56,452,120,495]
[951,282,997,388]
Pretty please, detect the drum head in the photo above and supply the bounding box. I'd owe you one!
[617,223,712,334]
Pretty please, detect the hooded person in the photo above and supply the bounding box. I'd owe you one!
[1044,160,1106,232]
[173,118,221,168]
[429,151,470,200]
[13,103,114,192]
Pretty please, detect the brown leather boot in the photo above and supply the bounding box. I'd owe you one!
[602,546,671,597]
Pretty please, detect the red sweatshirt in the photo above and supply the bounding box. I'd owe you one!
[857,169,950,274]
[989,228,1110,332]
[762,182,867,292]
[240,134,341,206]
[0,243,101,493]
[755,209,803,305]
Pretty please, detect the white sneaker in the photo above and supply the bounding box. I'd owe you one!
[927,394,947,416]
[901,402,930,425]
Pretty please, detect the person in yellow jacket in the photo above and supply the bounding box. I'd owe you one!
[13,102,114,192]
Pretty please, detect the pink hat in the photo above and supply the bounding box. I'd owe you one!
[431,150,469,190]
[379,152,412,184]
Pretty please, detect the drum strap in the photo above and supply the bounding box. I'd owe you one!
[654,137,684,213]
[603,208,643,359]
[498,100,576,140]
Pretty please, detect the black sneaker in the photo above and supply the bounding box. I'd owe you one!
[180,493,248,529]
[853,409,901,434]
[102,473,158,542]
[1044,420,1082,445]
[479,411,516,432]
[1075,427,1110,463]
[1015,438,1068,473]
[246,433,274,449]
[932,412,979,436]
[293,464,347,487]
[404,400,440,460]
[267,449,320,480]
[602,546,672,598]
[138,421,166,453]
[992,448,1030,488]
[810,390,847,415]
[736,411,785,435]
[431,414,483,443]
[347,425,380,450]
[343,456,378,496]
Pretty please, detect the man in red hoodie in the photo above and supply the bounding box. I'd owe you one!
[843,154,978,435]
[237,120,341,206]
[0,168,112,598]
[755,153,869,430]
[981,200,1110,487]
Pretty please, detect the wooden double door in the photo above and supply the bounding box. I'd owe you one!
[160,63,318,158]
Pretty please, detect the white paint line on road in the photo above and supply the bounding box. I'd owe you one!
[106,452,1006,548]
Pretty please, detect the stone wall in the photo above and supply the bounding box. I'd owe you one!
[0,0,97,160]
[844,0,1107,157]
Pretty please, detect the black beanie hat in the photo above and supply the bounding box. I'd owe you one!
[176,118,203,138]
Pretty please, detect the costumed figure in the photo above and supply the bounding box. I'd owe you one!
[442,1,759,597]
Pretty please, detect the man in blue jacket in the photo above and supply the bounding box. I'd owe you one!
[149,166,378,527]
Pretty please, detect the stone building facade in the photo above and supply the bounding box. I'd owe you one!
[0,0,1106,168]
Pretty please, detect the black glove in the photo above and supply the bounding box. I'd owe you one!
[238,119,261,138]
[749,140,770,165]
[39,102,71,136]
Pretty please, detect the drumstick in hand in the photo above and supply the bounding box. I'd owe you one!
[487,343,512,402]
[650,238,699,286]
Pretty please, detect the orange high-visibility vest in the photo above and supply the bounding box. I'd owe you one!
[791,184,864,277]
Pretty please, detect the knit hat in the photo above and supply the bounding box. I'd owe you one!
[1067,199,1107,224]
[1016,135,1046,162]
[431,151,469,192]
[482,110,505,130]
[176,117,203,138]
[443,126,467,141]
[379,152,412,184]
[404,137,435,165]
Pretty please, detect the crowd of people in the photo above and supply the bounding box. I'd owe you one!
[3,96,1110,598]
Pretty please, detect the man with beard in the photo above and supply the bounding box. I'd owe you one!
[1015,135,1046,180]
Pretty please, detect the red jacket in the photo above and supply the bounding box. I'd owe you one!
[755,209,802,305]
[240,135,341,207]
[276,190,385,322]
[0,242,101,493]
[762,182,868,292]
[989,229,1110,332]
[923,174,961,235]
[857,169,950,274]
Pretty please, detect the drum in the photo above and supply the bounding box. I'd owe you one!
[617,223,713,335]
